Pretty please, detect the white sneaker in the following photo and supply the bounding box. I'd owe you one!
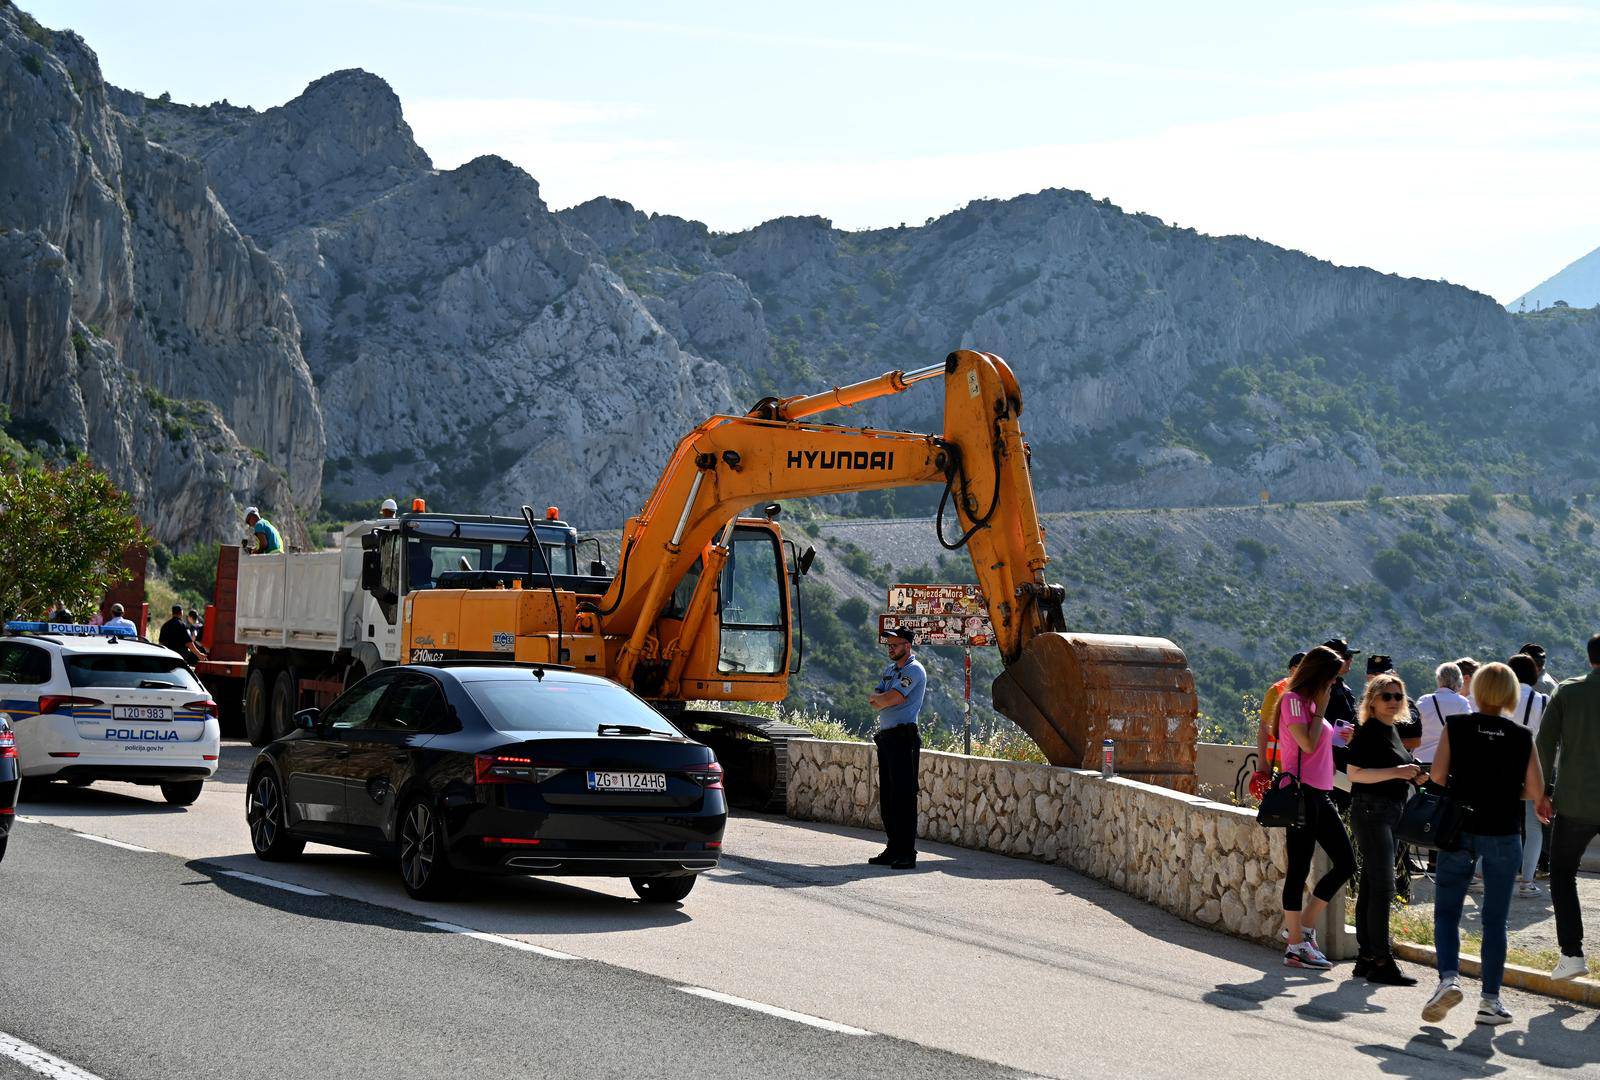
[1476,996,1513,1026]
[1551,954,1588,981]
[1422,978,1463,1023]
[1517,882,1543,897]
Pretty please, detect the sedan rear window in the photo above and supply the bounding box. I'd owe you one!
[65,654,201,691]
[467,679,681,736]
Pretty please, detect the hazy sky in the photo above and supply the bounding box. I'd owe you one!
[28,1,1600,302]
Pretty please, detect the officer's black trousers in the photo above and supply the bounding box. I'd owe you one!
[874,723,922,857]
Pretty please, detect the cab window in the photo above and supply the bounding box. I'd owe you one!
[718,528,786,675]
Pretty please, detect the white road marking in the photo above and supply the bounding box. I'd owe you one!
[215,870,328,896]
[422,920,580,960]
[676,986,874,1036]
[0,1030,106,1080]
[72,832,154,853]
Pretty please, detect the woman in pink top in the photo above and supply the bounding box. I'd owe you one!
[1277,645,1358,969]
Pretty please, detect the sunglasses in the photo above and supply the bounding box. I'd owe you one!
[1377,692,1405,702]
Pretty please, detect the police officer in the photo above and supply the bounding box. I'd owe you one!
[157,604,204,666]
[868,626,926,869]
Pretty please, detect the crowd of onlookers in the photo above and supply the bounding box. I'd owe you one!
[1250,634,1600,1028]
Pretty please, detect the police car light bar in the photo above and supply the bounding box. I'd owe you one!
[3,621,137,638]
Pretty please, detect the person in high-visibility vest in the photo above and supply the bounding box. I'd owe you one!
[1250,651,1304,799]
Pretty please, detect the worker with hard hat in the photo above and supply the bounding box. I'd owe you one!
[379,498,398,519]
[244,506,284,554]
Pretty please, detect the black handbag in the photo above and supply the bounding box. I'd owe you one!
[1395,783,1466,852]
[1257,768,1307,829]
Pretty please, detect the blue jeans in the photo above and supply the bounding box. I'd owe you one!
[1434,832,1521,996]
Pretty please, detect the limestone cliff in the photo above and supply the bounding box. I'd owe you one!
[0,2,323,544]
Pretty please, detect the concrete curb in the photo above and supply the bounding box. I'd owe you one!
[1392,940,1600,1007]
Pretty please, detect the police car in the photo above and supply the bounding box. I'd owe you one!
[0,622,221,804]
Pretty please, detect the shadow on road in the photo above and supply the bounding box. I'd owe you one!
[18,781,188,815]
[187,851,695,934]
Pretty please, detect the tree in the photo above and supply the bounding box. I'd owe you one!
[837,596,871,628]
[1372,548,1417,590]
[0,458,148,622]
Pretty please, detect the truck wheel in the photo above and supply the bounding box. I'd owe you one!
[269,670,298,740]
[244,667,272,746]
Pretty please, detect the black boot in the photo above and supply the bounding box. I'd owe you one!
[867,850,895,866]
[1366,958,1418,986]
[1352,956,1373,979]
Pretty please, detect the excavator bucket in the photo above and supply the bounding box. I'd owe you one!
[992,633,1199,793]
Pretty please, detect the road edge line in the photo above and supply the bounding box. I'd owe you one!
[214,869,328,896]
[72,832,154,853]
[676,986,873,1036]
[421,920,580,960]
[0,1030,107,1080]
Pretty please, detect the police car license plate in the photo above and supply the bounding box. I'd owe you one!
[586,771,666,793]
[113,705,171,721]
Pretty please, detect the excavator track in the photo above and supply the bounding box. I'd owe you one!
[673,709,813,813]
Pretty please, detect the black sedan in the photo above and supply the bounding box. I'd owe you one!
[245,664,726,902]
[1,712,19,864]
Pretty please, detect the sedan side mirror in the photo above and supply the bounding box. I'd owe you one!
[293,707,320,732]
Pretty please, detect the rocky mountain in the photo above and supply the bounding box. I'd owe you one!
[564,196,1600,514]
[112,71,736,528]
[0,2,322,544]
[1511,243,1600,312]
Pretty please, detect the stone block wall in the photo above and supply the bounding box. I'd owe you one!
[788,739,1301,948]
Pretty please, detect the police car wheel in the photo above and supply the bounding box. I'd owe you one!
[247,770,304,861]
[398,797,458,900]
[630,875,696,904]
[160,780,203,806]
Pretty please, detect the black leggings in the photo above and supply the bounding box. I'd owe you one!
[1282,788,1358,911]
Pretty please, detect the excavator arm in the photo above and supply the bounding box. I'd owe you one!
[597,350,1199,789]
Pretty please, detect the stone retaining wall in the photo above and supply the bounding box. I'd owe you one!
[788,739,1305,948]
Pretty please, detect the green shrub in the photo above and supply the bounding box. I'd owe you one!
[837,597,871,627]
[167,547,218,603]
[1373,548,1417,589]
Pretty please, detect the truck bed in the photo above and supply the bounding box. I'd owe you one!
[234,549,346,650]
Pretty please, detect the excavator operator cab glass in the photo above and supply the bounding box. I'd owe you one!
[398,518,577,591]
[717,526,787,675]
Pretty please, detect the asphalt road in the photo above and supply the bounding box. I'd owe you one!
[4,742,1599,1079]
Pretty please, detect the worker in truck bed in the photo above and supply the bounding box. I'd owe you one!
[244,506,283,554]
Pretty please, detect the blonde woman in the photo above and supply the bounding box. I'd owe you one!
[1347,672,1427,985]
[1423,662,1547,1026]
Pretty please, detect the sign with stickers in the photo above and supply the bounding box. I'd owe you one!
[877,612,994,647]
[886,583,987,617]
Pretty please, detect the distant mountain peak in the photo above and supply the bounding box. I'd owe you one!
[1510,242,1600,312]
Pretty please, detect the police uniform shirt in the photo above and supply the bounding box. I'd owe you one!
[875,657,927,731]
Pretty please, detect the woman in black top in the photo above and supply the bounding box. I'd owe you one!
[1422,662,1547,1027]
[1347,672,1427,986]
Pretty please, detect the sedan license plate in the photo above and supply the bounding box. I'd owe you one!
[113,705,171,721]
[586,771,666,793]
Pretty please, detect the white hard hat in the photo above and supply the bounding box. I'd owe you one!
[380,498,398,512]
[243,505,259,518]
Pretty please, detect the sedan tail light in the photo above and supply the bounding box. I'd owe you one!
[686,760,724,790]
[481,836,542,846]
[0,729,15,760]
[37,695,103,715]
[185,699,220,719]
[474,754,562,785]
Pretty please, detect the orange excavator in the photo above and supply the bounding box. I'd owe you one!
[400,349,1198,806]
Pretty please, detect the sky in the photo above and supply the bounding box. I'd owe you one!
[27,0,1600,303]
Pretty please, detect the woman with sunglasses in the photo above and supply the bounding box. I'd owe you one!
[1347,672,1427,985]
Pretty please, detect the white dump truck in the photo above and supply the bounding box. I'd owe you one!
[222,511,588,744]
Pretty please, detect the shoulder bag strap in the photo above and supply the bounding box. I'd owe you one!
[1434,697,1445,725]
[1524,692,1534,725]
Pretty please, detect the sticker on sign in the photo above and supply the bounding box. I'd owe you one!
[887,583,988,617]
[878,613,994,647]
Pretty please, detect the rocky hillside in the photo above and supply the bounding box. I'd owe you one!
[565,196,1600,515]
[111,72,736,528]
[0,2,322,544]
[794,491,1600,739]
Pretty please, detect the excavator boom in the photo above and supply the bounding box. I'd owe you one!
[595,349,1198,790]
